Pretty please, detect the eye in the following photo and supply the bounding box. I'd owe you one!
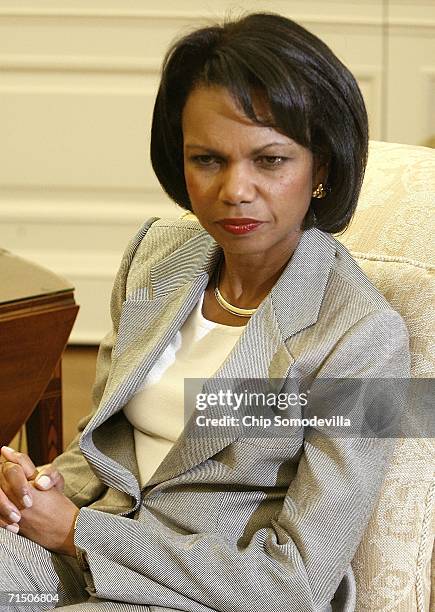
[190,155,220,167]
[257,156,288,168]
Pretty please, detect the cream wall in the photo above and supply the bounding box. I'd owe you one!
[1,0,434,342]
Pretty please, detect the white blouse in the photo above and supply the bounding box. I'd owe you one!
[123,292,244,487]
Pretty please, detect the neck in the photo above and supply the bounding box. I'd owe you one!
[218,241,299,308]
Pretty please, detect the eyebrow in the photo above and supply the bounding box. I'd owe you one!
[185,141,295,155]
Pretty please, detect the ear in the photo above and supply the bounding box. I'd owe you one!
[312,153,329,188]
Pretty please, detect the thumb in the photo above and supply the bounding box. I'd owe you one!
[34,467,65,492]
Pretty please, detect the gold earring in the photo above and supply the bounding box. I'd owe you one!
[312,183,326,199]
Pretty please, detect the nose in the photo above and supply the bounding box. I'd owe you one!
[218,162,256,205]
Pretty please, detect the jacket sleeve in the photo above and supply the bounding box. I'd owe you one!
[51,217,159,507]
[73,310,411,612]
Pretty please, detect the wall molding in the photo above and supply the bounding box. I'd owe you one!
[351,66,382,85]
[0,200,179,224]
[389,18,435,29]
[0,9,384,27]
[0,54,161,73]
[0,57,383,83]
[421,68,435,145]
[15,248,121,279]
[388,20,435,34]
[0,9,434,29]
[347,66,382,139]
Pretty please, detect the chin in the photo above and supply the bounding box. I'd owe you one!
[218,237,271,255]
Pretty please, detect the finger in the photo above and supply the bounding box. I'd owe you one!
[0,447,38,480]
[1,462,33,510]
[0,519,20,533]
[0,487,21,525]
[33,467,65,492]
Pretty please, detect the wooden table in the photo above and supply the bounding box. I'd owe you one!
[0,249,79,465]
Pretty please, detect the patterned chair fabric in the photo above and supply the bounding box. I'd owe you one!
[340,141,434,612]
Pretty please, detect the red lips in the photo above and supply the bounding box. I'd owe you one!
[218,218,264,235]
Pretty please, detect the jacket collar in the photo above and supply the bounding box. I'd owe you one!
[150,228,221,299]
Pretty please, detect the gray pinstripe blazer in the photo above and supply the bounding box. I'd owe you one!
[53,217,410,612]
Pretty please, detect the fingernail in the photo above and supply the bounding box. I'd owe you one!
[5,524,19,533]
[9,511,20,523]
[22,494,32,508]
[1,446,14,453]
[36,475,51,489]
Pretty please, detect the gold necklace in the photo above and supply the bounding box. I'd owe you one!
[214,261,257,318]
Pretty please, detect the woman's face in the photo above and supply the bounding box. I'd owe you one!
[182,85,324,262]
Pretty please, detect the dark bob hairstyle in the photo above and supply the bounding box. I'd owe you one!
[151,12,368,233]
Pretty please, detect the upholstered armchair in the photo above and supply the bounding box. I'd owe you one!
[340,141,434,611]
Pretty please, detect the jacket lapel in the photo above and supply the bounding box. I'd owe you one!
[79,232,221,499]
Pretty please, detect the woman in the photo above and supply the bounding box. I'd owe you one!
[0,13,409,612]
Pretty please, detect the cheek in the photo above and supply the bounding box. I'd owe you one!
[284,163,314,197]
[274,173,311,203]
[185,170,214,206]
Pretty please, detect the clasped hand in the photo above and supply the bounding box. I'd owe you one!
[0,446,79,556]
